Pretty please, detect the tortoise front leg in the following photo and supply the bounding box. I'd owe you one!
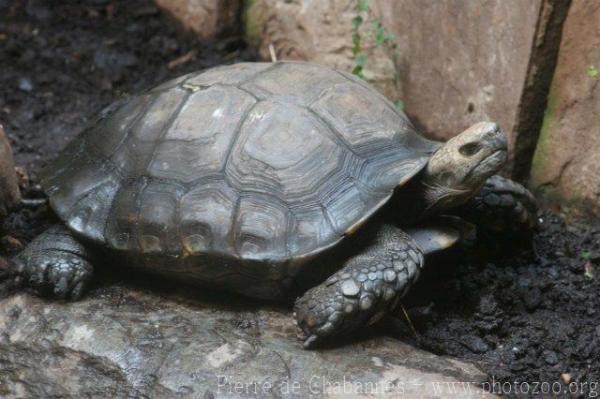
[294,224,424,348]
[1,225,95,300]
[455,175,538,235]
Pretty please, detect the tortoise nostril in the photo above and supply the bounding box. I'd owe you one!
[459,142,482,157]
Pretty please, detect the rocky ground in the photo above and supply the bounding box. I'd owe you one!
[1,1,599,398]
[0,286,493,398]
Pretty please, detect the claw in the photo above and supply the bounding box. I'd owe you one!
[54,276,70,298]
[303,334,319,349]
[30,262,49,286]
[70,281,85,301]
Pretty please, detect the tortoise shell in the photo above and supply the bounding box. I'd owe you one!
[41,61,437,262]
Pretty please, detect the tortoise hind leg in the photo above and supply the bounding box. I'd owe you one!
[1,225,95,300]
[294,224,424,348]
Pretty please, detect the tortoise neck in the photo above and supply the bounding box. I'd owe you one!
[418,169,476,217]
[390,171,474,224]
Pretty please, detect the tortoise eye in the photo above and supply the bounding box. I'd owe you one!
[459,142,482,157]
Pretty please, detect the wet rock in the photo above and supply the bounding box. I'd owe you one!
[477,293,499,316]
[461,335,490,354]
[0,288,494,398]
[574,333,594,359]
[522,286,542,311]
[0,125,20,218]
[543,350,558,365]
[155,0,240,40]
[509,360,528,372]
[531,0,600,218]
[17,77,33,92]
[93,47,138,71]
[473,295,502,333]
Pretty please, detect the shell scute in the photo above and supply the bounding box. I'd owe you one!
[148,85,256,183]
[224,100,346,202]
[179,180,238,255]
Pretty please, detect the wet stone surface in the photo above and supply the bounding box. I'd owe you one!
[0,287,492,398]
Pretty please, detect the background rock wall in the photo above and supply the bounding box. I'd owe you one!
[375,0,570,181]
[375,0,540,146]
[155,0,241,39]
[530,0,600,218]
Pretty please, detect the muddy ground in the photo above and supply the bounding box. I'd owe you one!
[1,1,599,397]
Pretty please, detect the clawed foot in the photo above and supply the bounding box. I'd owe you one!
[4,250,93,300]
[294,282,357,348]
[461,175,538,234]
[294,228,424,348]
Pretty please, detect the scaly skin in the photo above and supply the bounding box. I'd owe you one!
[3,225,94,300]
[294,225,424,348]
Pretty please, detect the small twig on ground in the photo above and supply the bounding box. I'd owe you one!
[268,44,277,62]
[399,302,419,340]
[167,50,197,70]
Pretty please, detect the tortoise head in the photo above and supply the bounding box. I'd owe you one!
[421,122,507,213]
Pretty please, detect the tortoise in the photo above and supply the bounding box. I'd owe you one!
[2,61,537,348]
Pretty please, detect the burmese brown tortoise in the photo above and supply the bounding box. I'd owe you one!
[1,62,537,347]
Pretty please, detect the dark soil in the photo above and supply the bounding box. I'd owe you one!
[1,1,599,397]
[396,212,600,397]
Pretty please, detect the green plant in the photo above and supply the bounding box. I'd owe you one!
[351,0,402,110]
[351,0,395,79]
[351,1,368,78]
[587,65,599,78]
[393,100,404,111]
